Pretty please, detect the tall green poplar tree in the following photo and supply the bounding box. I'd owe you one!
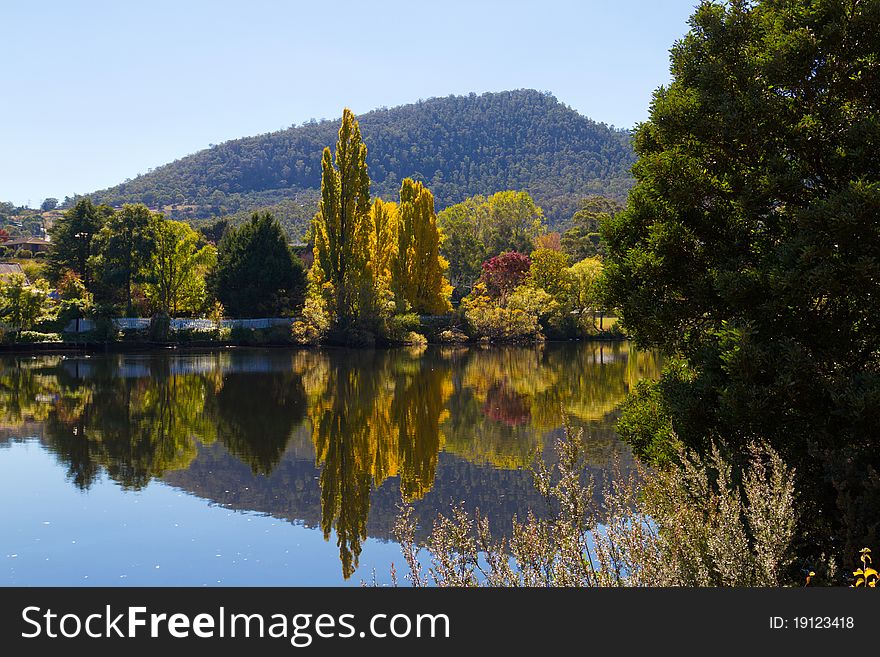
[312,109,373,326]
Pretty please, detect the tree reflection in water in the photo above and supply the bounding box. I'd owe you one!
[0,343,659,579]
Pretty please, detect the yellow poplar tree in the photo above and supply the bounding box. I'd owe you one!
[312,108,373,325]
[369,198,398,301]
[391,178,452,315]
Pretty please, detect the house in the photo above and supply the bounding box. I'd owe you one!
[4,237,51,253]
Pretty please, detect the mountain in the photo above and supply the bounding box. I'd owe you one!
[84,89,635,238]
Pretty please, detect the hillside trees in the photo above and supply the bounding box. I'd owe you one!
[85,90,636,231]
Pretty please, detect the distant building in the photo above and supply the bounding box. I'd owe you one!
[4,237,51,253]
[290,242,313,268]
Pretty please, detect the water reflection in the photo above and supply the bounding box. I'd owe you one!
[292,348,452,577]
[0,343,659,579]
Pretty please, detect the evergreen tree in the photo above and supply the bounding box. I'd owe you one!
[212,211,305,318]
[47,198,113,287]
[602,0,880,566]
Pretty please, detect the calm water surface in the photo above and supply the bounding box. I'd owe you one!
[0,343,659,585]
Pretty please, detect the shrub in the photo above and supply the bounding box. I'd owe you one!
[461,282,540,342]
[292,294,331,345]
[173,327,230,343]
[92,316,121,342]
[231,324,293,345]
[15,248,32,259]
[16,331,61,343]
[380,312,421,344]
[392,426,798,587]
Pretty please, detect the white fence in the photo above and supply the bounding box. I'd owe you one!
[63,317,297,333]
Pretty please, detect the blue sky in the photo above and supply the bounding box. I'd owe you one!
[0,0,699,207]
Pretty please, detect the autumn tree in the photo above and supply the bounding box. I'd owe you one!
[438,190,547,297]
[311,108,373,327]
[391,178,452,315]
[479,251,531,301]
[528,248,571,305]
[369,198,398,297]
[568,257,604,329]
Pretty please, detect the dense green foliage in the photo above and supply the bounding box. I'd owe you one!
[82,90,635,235]
[438,190,548,297]
[0,274,51,334]
[602,0,880,566]
[211,212,305,318]
[47,198,113,287]
[143,218,216,316]
[560,195,622,260]
[89,204,156,313]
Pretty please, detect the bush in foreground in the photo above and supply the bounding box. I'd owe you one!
[392,426,800,587]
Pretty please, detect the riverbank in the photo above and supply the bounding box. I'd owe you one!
[0,329,628,355]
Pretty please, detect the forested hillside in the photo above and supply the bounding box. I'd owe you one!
[84,90,635,237]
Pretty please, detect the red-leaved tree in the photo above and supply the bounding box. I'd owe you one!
[479,251,531,299]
